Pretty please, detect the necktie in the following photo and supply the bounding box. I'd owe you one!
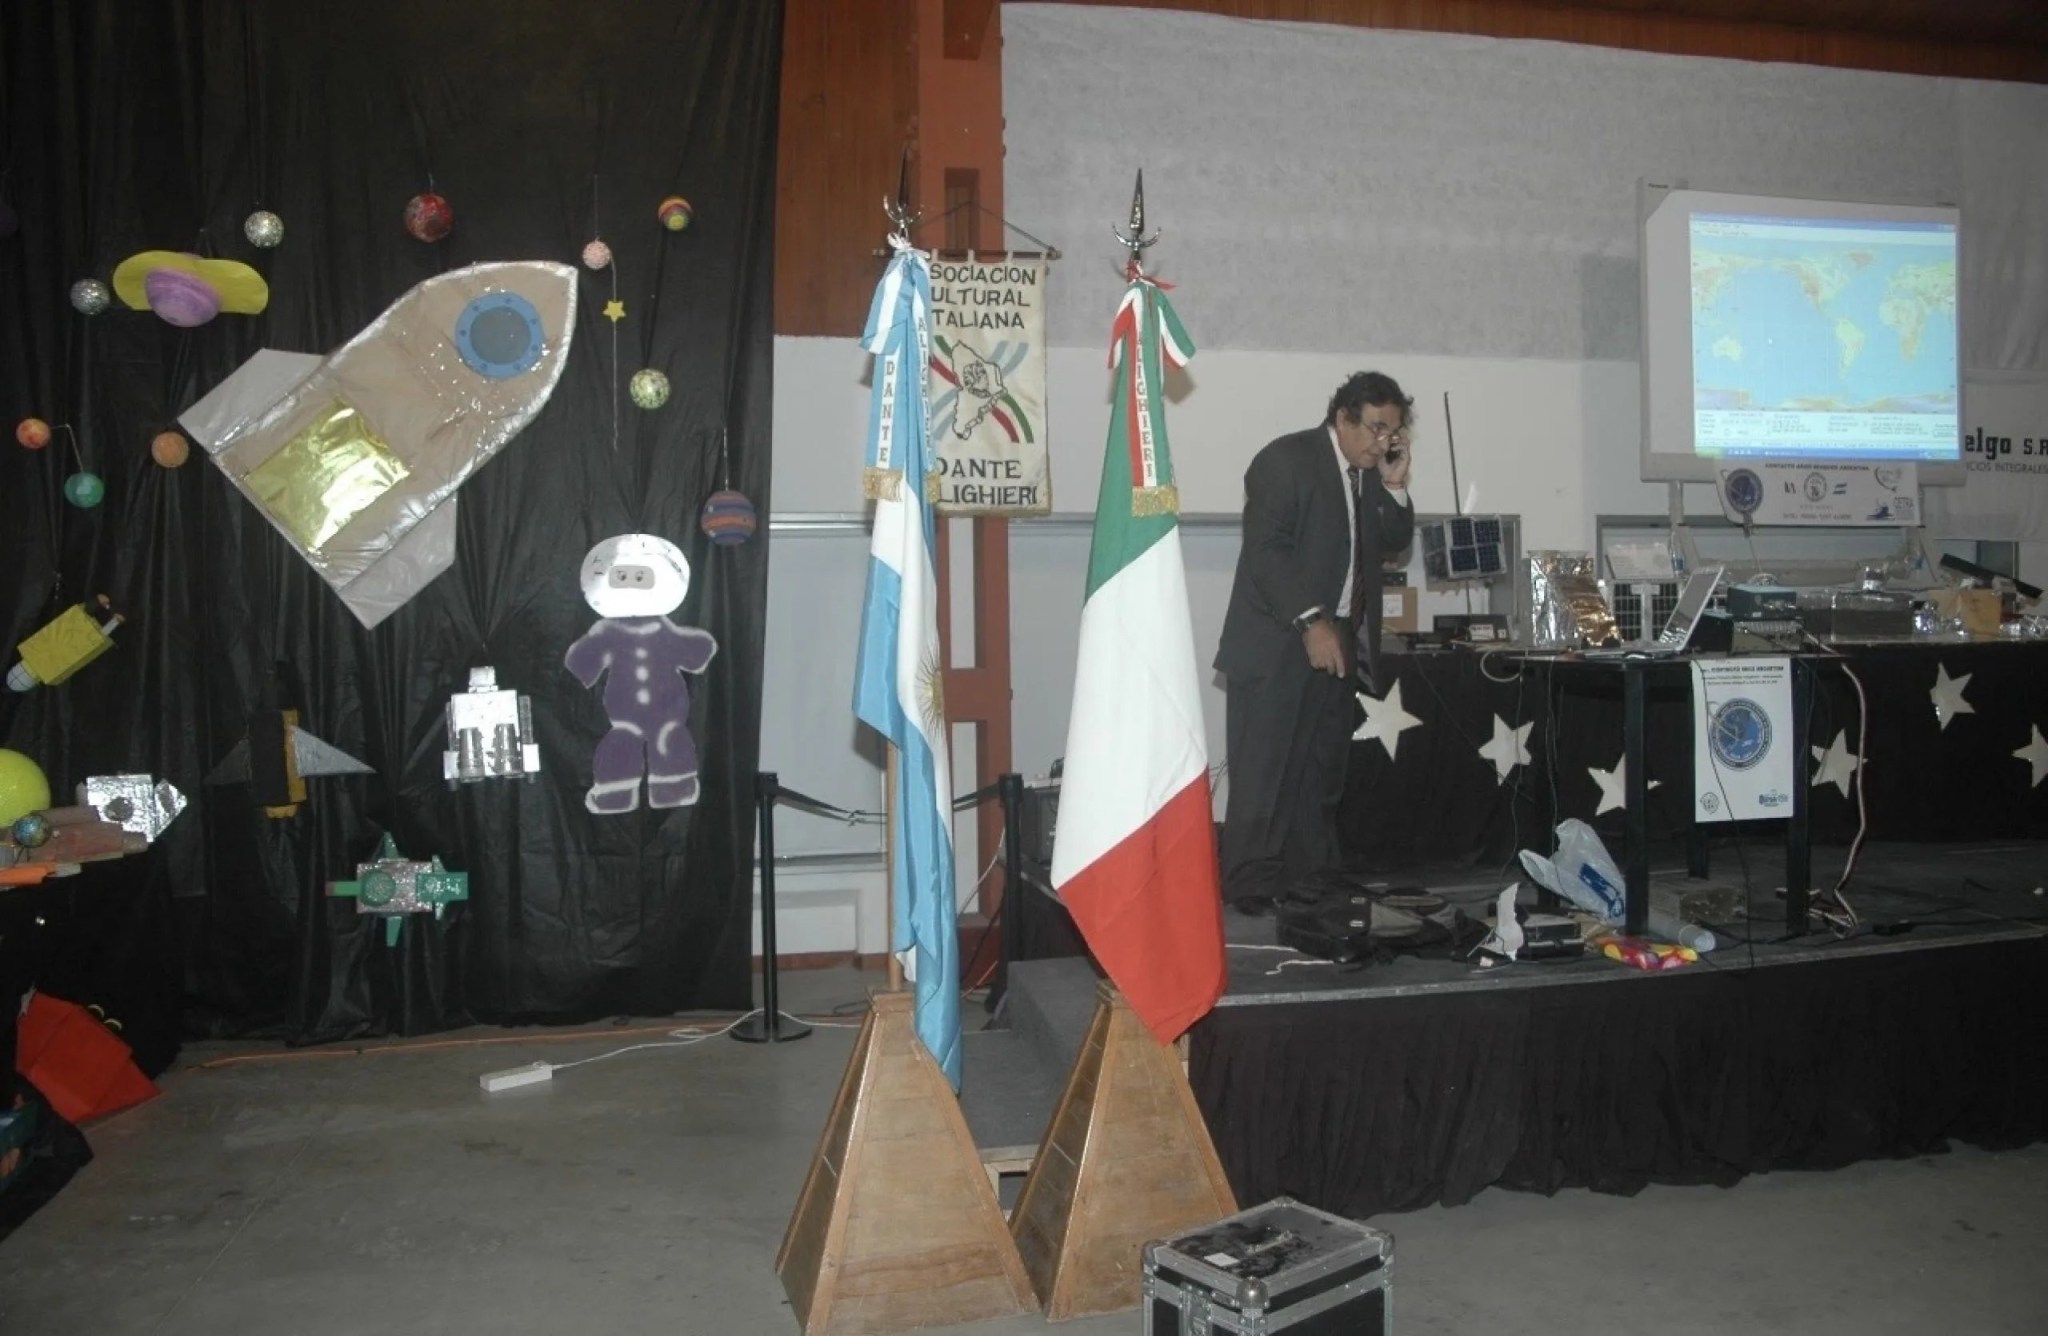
[1347,467,1368,623]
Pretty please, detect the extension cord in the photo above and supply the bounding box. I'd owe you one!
[479,1061,554,1093]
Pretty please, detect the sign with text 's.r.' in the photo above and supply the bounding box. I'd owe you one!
[927,255,1050,516]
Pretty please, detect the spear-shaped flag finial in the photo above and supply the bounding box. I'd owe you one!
[884,143,918,235]
[1112,169,1160,261]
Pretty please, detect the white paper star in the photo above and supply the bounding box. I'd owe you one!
[1478,714,1533,785]
[1352,679,1424,761]
[1930,663,1974,731]
[1809,729,1861,798]
[2016,724,2048,788]
[1588,756,1662,816]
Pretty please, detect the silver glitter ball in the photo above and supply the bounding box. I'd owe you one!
[243,210,284,248]
[69,278,112,315]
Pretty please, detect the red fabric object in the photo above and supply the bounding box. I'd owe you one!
[14,991,159,1124]
[1059,777,1228,1046]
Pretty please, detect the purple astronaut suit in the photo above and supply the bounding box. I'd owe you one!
[566,535,717,813]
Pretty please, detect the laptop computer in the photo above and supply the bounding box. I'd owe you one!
[1580,565,1723,657]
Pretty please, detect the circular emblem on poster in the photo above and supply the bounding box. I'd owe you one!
[1723,467,1763,517]
[1709,697,1772,771]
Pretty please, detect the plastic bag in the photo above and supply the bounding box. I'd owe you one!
[1517,818,1625,922]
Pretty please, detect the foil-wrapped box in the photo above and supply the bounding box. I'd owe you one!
[80,775,188,843]
[1528,551,1619,649]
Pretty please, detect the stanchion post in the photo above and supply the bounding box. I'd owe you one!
[1623,660,1650,937]
[734,770,812,1044]
[989,773,1025,1011]
[1783,657,1813,934]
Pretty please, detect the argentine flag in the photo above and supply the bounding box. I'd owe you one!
[853,240,961,1088]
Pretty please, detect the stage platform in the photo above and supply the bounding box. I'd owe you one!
[984,840,2048,1222]
[1212,840,2047,1003]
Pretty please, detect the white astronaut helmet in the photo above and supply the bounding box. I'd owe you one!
[580,534,692,618]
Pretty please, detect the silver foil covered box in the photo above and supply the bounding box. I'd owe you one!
[80,774,187,843]
[444,666,540,783]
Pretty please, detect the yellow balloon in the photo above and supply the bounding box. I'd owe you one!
[0,749,53,826]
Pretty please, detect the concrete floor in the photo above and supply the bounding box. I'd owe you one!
[3,965,2044,1336]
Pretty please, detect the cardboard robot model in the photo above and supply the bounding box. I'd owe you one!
[443,667,540,784]
[564,535,717,814]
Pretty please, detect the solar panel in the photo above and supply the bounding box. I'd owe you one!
[1420,515,1506,582]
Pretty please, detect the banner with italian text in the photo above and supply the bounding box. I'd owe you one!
[927,256,1051,515]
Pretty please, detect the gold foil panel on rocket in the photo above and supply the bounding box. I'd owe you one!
[243,401,410,553]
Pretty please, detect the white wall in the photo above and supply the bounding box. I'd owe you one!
[775,335,1707,545]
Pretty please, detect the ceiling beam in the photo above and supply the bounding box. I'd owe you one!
[1021,0,2048,83]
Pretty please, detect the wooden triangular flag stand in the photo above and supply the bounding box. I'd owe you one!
[1008,982,1238,1320]
[776,990,1036,1335]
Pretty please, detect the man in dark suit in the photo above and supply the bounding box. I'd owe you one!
[1215,371,1415,910]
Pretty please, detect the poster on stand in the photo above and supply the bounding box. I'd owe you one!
[1716,460,1918,526]
[927,255,1050,515]
[1691,657,1794,823]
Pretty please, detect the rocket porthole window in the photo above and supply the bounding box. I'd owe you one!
[455,292,547,379]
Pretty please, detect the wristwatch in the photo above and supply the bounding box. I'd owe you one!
[1293,607,1327,633]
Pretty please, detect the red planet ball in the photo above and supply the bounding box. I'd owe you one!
[657,195,693,232]
[16,418,51,449]
[151,431,190,468]
[404,192,455,243]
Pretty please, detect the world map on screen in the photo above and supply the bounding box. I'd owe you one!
[1691,226,1956,417]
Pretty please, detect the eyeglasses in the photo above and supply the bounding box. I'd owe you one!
[1362,422,1411,447]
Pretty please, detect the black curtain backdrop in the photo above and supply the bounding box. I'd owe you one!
[0,0,782,1060]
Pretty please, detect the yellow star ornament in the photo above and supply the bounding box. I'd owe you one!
[602,299,626,323]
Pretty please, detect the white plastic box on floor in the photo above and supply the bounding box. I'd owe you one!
[1143,1196,1392,1335]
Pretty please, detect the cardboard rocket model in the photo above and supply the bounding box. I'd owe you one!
[206,665,373,819]
[180,262,578,628]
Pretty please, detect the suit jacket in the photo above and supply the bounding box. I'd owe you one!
[1215,425,1415,686]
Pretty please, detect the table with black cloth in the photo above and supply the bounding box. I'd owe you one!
[1340,639,2048,867]
[1201,637,2048,1219]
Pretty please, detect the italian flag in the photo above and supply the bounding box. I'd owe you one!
[1048,266,1227,1046]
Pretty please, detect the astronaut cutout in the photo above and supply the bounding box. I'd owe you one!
[565,535,717,813]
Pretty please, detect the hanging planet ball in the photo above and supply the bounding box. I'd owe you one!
[16,418,51,449]
[700,489,758,547]
[151,430,191,468]
[63,471,105,509]
[404,192,455,243]
[243,210,284,248]
[69,278,112,315]
[10,813,52,849]
[628,369,670,409]
[0,750,52,827]
[657,195,693,232]
[581,239,612,270]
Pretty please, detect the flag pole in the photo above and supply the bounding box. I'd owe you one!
[881,151,917,1000]
[885,749,903,991]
